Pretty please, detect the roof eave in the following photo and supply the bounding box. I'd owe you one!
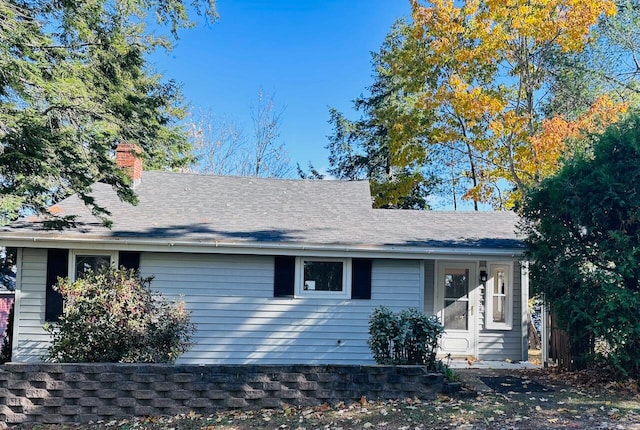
[0,234,525,260]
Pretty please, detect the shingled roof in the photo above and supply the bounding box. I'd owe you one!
[1,171,523,252]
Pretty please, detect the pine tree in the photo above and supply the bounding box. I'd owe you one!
[0,0,217,227]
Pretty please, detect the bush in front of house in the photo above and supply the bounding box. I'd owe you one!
[45,268,195,363]
[368,306,444,370]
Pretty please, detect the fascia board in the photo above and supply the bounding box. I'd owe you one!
[0,234,525,260]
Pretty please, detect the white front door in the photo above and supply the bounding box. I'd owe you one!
[436,262,478,357]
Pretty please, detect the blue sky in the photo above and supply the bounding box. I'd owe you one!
[150,1,412,173]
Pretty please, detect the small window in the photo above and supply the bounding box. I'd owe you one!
[295,258,350,298]
[304,261,343,291]
[70,251,116,281]
[492,269,507,323]
[274,257,371,299]
[485,263,512,330]
[75,255,111,279]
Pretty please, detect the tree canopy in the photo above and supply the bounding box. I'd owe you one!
[325,22,436,209]
[408,0,629,208]
[0,0,217,227]
[328,0,637,210]
[521,112,640,377]
[188,90,293,179]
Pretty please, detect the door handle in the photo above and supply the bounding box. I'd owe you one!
[470,305,474,315]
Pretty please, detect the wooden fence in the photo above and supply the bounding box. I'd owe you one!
[548,312,572,370]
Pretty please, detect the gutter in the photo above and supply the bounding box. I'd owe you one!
[0,233,525,260]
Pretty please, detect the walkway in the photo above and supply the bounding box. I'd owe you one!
[447,358,540,370]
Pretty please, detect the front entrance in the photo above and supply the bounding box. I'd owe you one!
[436,262,478,357]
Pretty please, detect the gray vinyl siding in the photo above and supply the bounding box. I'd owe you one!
[477,262,524,361]
[423,259,435,315]
[11,248,526,364]
[13,248,49,362]
[140,253,422,365]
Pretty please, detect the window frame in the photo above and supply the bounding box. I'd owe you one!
[69,250,117,281]
[485,261,513,330]
[294,257,351,299]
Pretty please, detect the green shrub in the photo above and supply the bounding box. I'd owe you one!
[367,306,444,369]
[368,306,398,364]
[45,268,195,363]
[521,113,640,377]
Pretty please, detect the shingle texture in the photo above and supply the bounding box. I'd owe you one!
[2,171,523,250]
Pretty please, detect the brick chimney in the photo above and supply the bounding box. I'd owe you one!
[116,143,143,185]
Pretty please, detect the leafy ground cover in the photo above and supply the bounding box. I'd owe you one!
[8,368,640,430]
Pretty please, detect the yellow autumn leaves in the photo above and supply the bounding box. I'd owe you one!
[408,0,625,207]
[486,0,616,52]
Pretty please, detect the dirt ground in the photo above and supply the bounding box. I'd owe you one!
[8,367,640,430]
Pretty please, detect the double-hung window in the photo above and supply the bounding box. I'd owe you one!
[485,262,512,330]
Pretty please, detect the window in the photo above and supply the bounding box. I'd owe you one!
[75,255,111,279]
[295,258,351,298]
[273,257,371,299]
[69,251,117,281]
[47,250,138,322]
[303,261,343,291]
[485,263,512,330]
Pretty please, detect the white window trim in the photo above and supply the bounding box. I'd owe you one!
[485,261,513,330]
[69,250,118,281]
[295,257,351,299]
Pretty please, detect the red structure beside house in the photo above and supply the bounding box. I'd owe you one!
[0,294,14,352]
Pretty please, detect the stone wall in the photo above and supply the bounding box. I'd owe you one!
[0,363,444,425]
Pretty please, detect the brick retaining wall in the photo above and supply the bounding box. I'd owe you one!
[0,363,444,425]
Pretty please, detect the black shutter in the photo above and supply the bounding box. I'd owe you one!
[119,251,140,271]
[351,259,372,299]
[45,249,68,322]
[274,256,295,297]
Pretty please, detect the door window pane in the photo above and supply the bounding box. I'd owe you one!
[445,269,469,299]
[444,299,468,330]
[443,268,469,330]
